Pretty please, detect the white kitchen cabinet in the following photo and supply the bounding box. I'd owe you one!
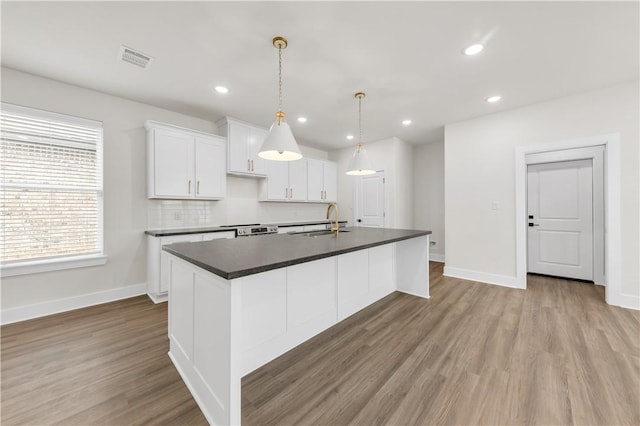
[259,159,308,201]
[146,121,226,200]
[216,117,267,177]
[306,159,337,202]
[147,231,235,303]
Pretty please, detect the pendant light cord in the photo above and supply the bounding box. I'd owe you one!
[278,45,283,121]
[358,94,363,149]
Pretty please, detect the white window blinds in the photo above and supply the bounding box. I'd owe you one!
[0,103,103,264]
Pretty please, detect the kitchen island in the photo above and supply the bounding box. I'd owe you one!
[163,226,431,425]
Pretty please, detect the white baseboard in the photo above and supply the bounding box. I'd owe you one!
[444,266,523,289]
[607,292,640,311]
[1,283,147,325]
[429,253,445,263]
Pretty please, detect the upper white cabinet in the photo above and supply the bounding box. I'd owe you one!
[216,117,267,177]
[306,159,337,202]
[260,159,308,201]
[146,121,226,200]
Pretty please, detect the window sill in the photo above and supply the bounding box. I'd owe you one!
[0,254,108,278]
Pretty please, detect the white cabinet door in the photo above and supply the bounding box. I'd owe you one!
[306,159,337,202]
[248,127,267,175]
[227,120,251,174]
[288,159,307,201]
[153,129,194,198]
[195,136,226,199]
[306,159,324,202]
[221,118,267,177]
[266,161,289,200]
[160,234,203,292]
[323,161,338,202]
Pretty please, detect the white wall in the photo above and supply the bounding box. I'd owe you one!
[329,137,414,229]
[444,81,639,304]
[413,141,444,259]
[0,68,329,315]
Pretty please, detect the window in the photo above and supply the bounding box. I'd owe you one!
[0,103,105,276]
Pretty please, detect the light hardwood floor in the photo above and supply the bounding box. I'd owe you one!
[2,262,639,425]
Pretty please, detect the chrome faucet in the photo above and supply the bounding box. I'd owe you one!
[326,203,339,235]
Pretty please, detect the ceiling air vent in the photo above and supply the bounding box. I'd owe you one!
[118,45,153,69]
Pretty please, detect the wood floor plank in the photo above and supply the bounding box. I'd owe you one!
[2,263,639,425]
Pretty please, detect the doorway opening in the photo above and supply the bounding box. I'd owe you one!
[515,134,622,307]
[526,147,604,284]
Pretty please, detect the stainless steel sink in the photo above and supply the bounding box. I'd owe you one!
[289,230,350,237]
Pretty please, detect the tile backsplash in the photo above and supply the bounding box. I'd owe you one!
[147,176,329,229]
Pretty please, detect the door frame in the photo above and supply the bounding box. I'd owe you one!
[353,170,386,227]
[526,147,604,284]
[515,133,621,307]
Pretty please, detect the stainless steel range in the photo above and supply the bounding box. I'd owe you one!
[235,224,278,237]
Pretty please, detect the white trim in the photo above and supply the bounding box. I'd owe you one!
[147,291,168,304]
[444,266,521,289]
[144,119,222,140]
[607,293,640,311]
[0,282,146,325]
[515,133,624,306]
[0,254,108,278]
[429,253,445,263]
[1,101,103,129]
[526,146,605,284]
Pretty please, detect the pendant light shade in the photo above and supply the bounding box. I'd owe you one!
[258,36,303,161]
[346,144,375,176]
[346,92,376,176]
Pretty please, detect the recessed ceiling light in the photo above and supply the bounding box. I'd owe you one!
[346,135,354,140]
[486,95,501,103]
[297,117,307,123]
[463,44,484,56]
[402,119,412,126]
[214,86,229,94]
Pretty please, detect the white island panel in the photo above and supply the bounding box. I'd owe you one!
[337,250,370,321]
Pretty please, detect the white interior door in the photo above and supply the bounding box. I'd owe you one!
[527,159,593,280]
[355,172,385,227]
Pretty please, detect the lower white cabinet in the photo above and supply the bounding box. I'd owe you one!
[147,231,235,303]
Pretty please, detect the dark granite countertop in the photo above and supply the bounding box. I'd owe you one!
[163,227,431,280]
[145,220,347,237]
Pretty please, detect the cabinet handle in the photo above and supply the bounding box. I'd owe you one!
[188,180,192,194]
[251,160,254,171]
[197,181,200,195]
[247,159,251,171]
[290,188,293,199]
[322,190,325,200]
[285,188,288,198]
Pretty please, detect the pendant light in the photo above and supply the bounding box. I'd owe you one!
[346,92,376,175]
[258,36,302,161]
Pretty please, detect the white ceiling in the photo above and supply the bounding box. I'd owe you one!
[1,1,638,151]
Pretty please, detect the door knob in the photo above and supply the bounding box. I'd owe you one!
[357,219,362,223]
